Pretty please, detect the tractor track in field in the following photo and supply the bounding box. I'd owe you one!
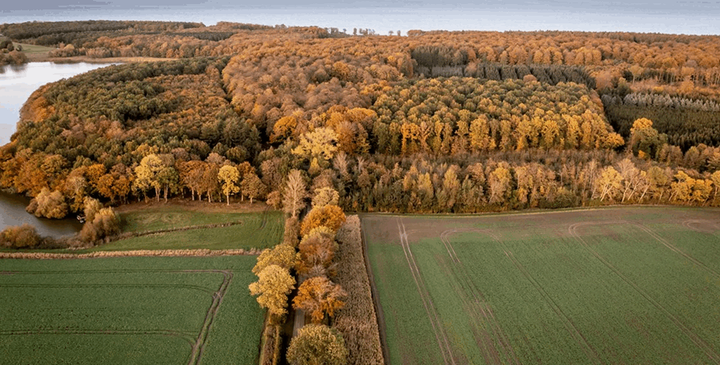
[0,329,197,344]
[569,222,720,364]
[0,268,235,365]
[187,270,233,365]
[440,228,602,364]
[396,218,456,365]
[440,229,520,365]
[635,224,720,279]
[442,228,601,365]
[502,249,602,365]
[683,219,720,234]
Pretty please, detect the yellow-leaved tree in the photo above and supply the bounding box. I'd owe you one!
[217,165,240,205]
[249,264,296,318]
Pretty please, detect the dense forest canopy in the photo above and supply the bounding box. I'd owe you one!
[2,21,720,219]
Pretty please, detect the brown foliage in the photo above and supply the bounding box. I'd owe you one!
[296,228,338,277]
[332,215,385,365]
[293,276,347,324]
[300,205,346,236]
[0,224,42,249]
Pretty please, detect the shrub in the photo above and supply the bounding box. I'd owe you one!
[0,224,42,249]
[287,324,348,365]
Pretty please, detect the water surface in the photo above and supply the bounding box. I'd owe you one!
[0,191,81,238]
[0,62,114,145]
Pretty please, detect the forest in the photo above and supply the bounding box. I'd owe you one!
[1,21,720,227]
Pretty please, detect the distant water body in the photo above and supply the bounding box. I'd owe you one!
[0,62,114,146]
[2,2,720,35]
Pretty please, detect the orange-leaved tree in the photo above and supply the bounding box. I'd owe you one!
[300,205,346,236]
[293,276,347,324]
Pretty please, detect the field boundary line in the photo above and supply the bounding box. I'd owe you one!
[187,269,233,365]
[570,222,720,364]
[0,248,261,260]
[440,229,520,365]
[396,218,455,365]
[0,329,196,344]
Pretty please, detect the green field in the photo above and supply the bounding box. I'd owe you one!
[0,256,264,364]
[364,207,720,365]
[86,208,283,252]
[16,43,54,54]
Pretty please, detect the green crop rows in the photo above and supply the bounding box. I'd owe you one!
[0,256,264,364]
[364,207,720,365]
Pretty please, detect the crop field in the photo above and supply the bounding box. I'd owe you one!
[89,209,283,252]
[0,256,264,364]
[364,207,720,365]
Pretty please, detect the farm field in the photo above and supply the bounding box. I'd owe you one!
[86,207,283,252]
[0,255,264,365]
[364,207,720,365]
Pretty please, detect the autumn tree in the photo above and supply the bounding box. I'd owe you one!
[286,324,348,365]
[293,127,338,164]
[596,166,623,201]
[133,154,163,201]
[80,206,120,243]
[312,187,340,208]
[283,169,307,218]
[217,165,240,205]
[629,118,666,159]
[293,276,347,323]
[296,227,338,277]
[300,205,346,236]
[241,172,266,204]
[253,243,297,275]
[249,264,296,318]
[26,188,68,219]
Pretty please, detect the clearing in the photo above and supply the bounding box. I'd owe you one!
[364,206,720,365]
[0,255,264,365]
[87,202,283,252]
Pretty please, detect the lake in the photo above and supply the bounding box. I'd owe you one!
[0,61,114,237]
[0,191,82,238]
[0,62,115,145]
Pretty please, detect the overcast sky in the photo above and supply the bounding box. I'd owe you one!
[3,0,719,11]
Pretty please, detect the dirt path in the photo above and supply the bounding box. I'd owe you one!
[569,222,720,364]
[396,218,456,365]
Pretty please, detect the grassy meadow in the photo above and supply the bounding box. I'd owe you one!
[364,207,720,365]
[84,205,284,252]
[0,256,264,365]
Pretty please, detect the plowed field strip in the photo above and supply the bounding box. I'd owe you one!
[0,329,196,345]
[396,219,455,365]
[569,222,720,364]
[440,229,520,365]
